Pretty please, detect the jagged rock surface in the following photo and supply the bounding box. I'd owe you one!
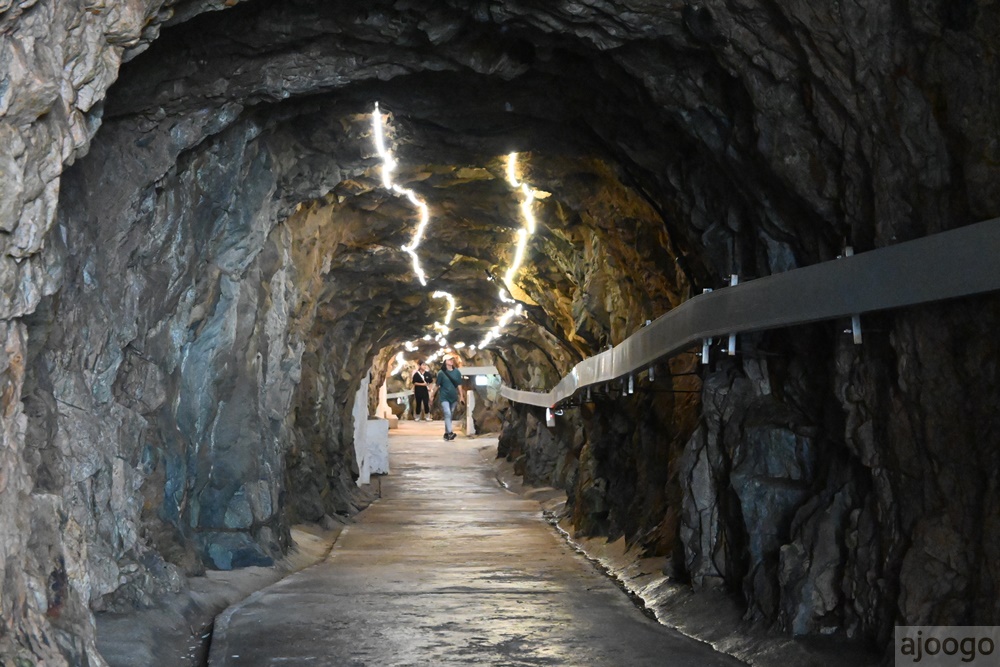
[0,0,998,664]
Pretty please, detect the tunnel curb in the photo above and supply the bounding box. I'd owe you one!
[96,524,345,666]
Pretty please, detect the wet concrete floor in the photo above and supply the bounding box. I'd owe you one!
[208,421,747,666]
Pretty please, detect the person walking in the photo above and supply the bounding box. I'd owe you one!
[436,355,465,440]
[411,362,433,421]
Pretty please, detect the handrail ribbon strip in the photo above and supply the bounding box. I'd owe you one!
[500,218,1000,408]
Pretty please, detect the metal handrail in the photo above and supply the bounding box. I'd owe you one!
[500,218,1000,408]
[386,390,413,400]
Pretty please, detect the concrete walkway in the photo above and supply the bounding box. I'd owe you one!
[208,421,746,666]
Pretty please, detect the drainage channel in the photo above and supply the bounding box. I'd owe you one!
[540,509,659,623]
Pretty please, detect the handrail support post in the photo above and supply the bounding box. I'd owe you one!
[701,287,714,364]
[727,275,739,355]
[843,247,863,344]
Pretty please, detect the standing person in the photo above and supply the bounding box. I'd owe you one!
[411,362,433,421]
[436,355,465,441]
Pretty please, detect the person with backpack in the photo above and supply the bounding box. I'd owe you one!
[437,355,465,441]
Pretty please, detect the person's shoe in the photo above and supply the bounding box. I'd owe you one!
[446,432,457,441]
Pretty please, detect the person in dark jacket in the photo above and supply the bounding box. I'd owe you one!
[412,362,433,420]
[436,355,465,440]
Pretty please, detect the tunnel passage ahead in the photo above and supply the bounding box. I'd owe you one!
[207,422,745,666]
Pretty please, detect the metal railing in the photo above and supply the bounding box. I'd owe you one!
[500,218,1000,408]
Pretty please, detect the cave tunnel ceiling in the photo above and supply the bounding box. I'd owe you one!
[75,0,832,364]
[59,0,996,364]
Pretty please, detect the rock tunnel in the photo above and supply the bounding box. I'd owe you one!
[2,0,999,664]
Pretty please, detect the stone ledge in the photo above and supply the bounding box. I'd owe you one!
[95,523,344,667]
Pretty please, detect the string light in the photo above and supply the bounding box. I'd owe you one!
[506,152,521,187]
[372,103,431,286]
[371,130,539,356]
[390,351,405,376]
[480,153,540,348]
[432,291,456,325]
[478,304,524,348]
[501,154,539,295]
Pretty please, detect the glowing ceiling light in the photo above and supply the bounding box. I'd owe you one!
[404,341,418,352]
[429,290,457,338]
[372,103,431,286]
[503,228,529,289]
[506,152,521,188]
[478,317,514,349]
[372,103,396,189]
[480,152,539,349]
[520,184,537,234]
[431,291,457,325]
[390,351,405,376]
[499,153,541,298]
[454,342,466,349]
[501,154,534,294]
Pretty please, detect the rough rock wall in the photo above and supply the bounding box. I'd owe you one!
[2,32,390,662]
[13,105,401,662]
[0,1,244,663]
[499,354,700,549]
[489,2,1000,656]
[2,0,999,663]
[483,5,1000,659]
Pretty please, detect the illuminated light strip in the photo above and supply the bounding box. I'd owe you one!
[372,103,430,286]
[480,153,538,347]
[506,152,521,188]
[390,351,405,376]
[431,290,456,329]
[500,304,524,327]
[501,153,540,293]
[399,190,430,286]
[478,304,524,349]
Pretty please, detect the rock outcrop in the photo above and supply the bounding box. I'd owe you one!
[0,0,998,663]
